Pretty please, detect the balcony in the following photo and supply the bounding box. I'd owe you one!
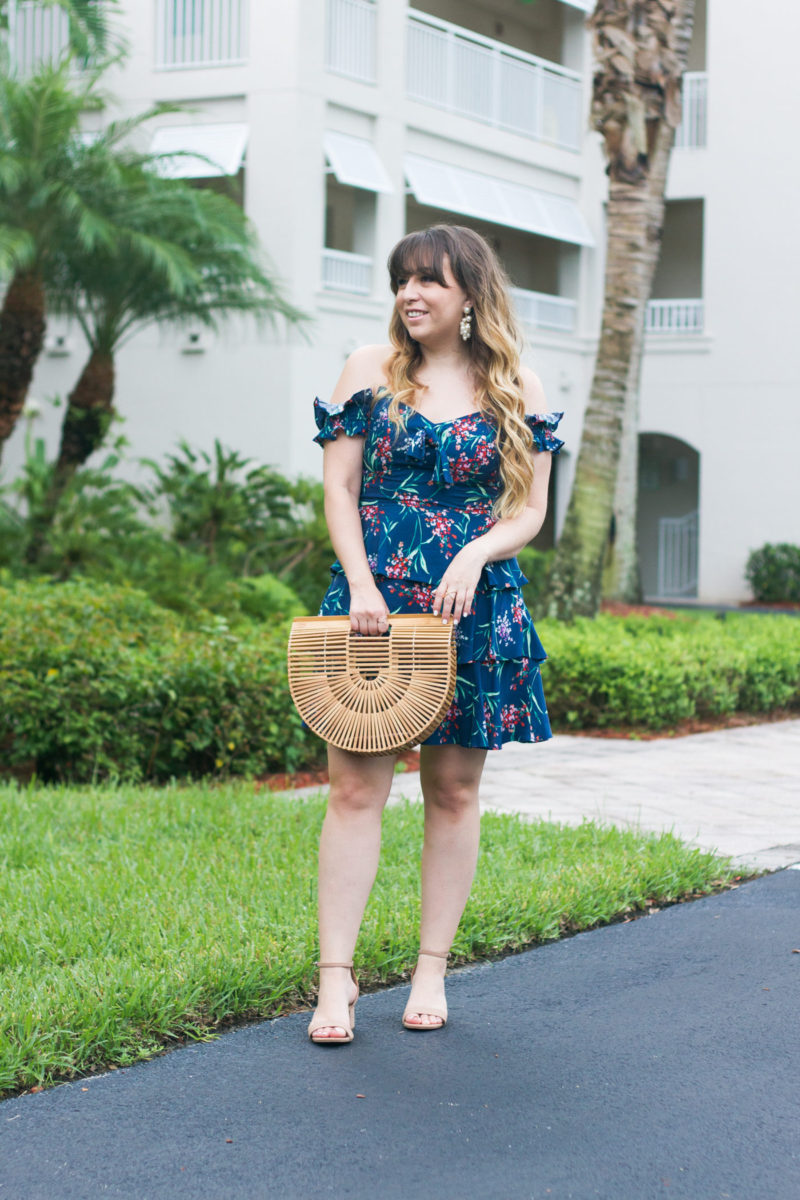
[7,1,70,74]
[406,10,583,151]
[510,288,576,334]
[155,0,247,69]
[675,72,707,149]
[645,299,704,336]
[321,249,373,296]
[325,0,377,84]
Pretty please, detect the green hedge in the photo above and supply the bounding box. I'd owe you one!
[0,580,318,783]
[539,611,800,729]
[2,583,799,783]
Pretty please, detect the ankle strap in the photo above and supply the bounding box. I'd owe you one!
[316,961,353,968]
[418,949,449,959]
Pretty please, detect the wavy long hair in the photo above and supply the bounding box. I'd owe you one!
[383,224,534,519]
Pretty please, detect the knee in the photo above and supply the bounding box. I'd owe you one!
[327,779,384,818]
[424,778,478,819]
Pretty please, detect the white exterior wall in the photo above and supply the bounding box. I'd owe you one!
[638,2,800,602]
[4,0,798,603]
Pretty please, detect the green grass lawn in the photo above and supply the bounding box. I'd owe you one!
[0,780,738,1097]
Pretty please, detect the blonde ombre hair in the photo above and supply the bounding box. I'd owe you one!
[384,225,534,519]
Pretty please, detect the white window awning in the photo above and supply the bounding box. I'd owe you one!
[150,123,249,179]
[324,131,393,193]
[405,154,595,247]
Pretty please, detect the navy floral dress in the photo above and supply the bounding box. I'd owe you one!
[313,388,564,750]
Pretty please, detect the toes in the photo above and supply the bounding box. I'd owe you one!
[406,1012,443,1027]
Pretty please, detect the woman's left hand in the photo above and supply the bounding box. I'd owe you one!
[432,544,487,625]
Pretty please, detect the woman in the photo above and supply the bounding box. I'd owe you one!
[308,224,563,1043]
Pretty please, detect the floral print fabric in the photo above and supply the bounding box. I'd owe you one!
[313,388,564,749]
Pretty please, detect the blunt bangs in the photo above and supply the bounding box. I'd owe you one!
[387,229,452,294]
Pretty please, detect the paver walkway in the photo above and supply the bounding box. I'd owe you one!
[383,718,800,871]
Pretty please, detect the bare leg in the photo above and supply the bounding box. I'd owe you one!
[404,745,487,1027]
[311,745,397,1040]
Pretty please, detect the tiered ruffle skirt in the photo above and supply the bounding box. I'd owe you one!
[319,571,552,750]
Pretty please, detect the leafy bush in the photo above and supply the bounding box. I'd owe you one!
[539,611,800,729]
[0,580,319,782]
[518,545,553,617]
[745,543,800,603]
[3,583,799,784]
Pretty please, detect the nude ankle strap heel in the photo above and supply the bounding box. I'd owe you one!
[308,962,359,1044]
[402,950,450,1031]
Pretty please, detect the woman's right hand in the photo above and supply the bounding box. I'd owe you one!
[348,581,391,636]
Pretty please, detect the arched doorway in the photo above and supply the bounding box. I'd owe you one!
[637,434,700,599]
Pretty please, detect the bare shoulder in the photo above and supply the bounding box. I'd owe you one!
[519,366,548,415]
[328,343,393,409]
[345,343,393,389]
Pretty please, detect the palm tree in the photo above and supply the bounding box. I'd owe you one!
[546,0,696,619]
[24,168,305,560]
[0,62,175,460]
[0,0,124,63]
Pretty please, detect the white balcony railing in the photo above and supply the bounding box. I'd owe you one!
[406,10,582,151]
[510,287,577,333]
[321,249,373,295]
[658,509,699,597]
[155,0,246,69]
[675,72,707,149]
[325,0,377,84]
[646,299,704,335]
[7,1,70,74]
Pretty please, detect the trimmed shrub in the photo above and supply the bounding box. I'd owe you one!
[745,543,800,604]
[538,611,800,730]
[3,583,799,783]
[0,580,319,782]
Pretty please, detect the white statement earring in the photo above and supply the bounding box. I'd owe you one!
[459,306,473,342]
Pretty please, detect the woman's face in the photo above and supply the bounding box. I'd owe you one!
[394,254,470,347]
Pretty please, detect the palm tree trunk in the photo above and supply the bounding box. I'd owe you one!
[603,122,675,603]
[547,178,654,619]
[546,0,696,620]
[0,271,46,462]
[55,347,116,480]
[24,347,115,564]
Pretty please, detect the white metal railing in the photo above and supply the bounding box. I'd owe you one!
[325,0,377,83]
[510,287,576,333]
[646,299,704,335]
[321,249,373,295]
[675,72,707,149]
[406,10,582,151]
[657,509,699,597]
[7,1,71,73]
[155,0,246,69]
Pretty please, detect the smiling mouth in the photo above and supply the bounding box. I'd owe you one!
[405,310,428,318]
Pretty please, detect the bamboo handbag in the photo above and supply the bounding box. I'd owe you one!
[287,615,457,755]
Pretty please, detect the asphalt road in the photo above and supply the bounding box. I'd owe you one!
[2,869,799,1200]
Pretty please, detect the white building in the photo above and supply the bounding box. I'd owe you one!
[5,0,800,602]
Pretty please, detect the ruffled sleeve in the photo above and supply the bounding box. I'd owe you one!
[525,411,564,455]
[313,388,372,446]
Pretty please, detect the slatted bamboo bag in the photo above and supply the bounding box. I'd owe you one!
[287,615,457,756]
